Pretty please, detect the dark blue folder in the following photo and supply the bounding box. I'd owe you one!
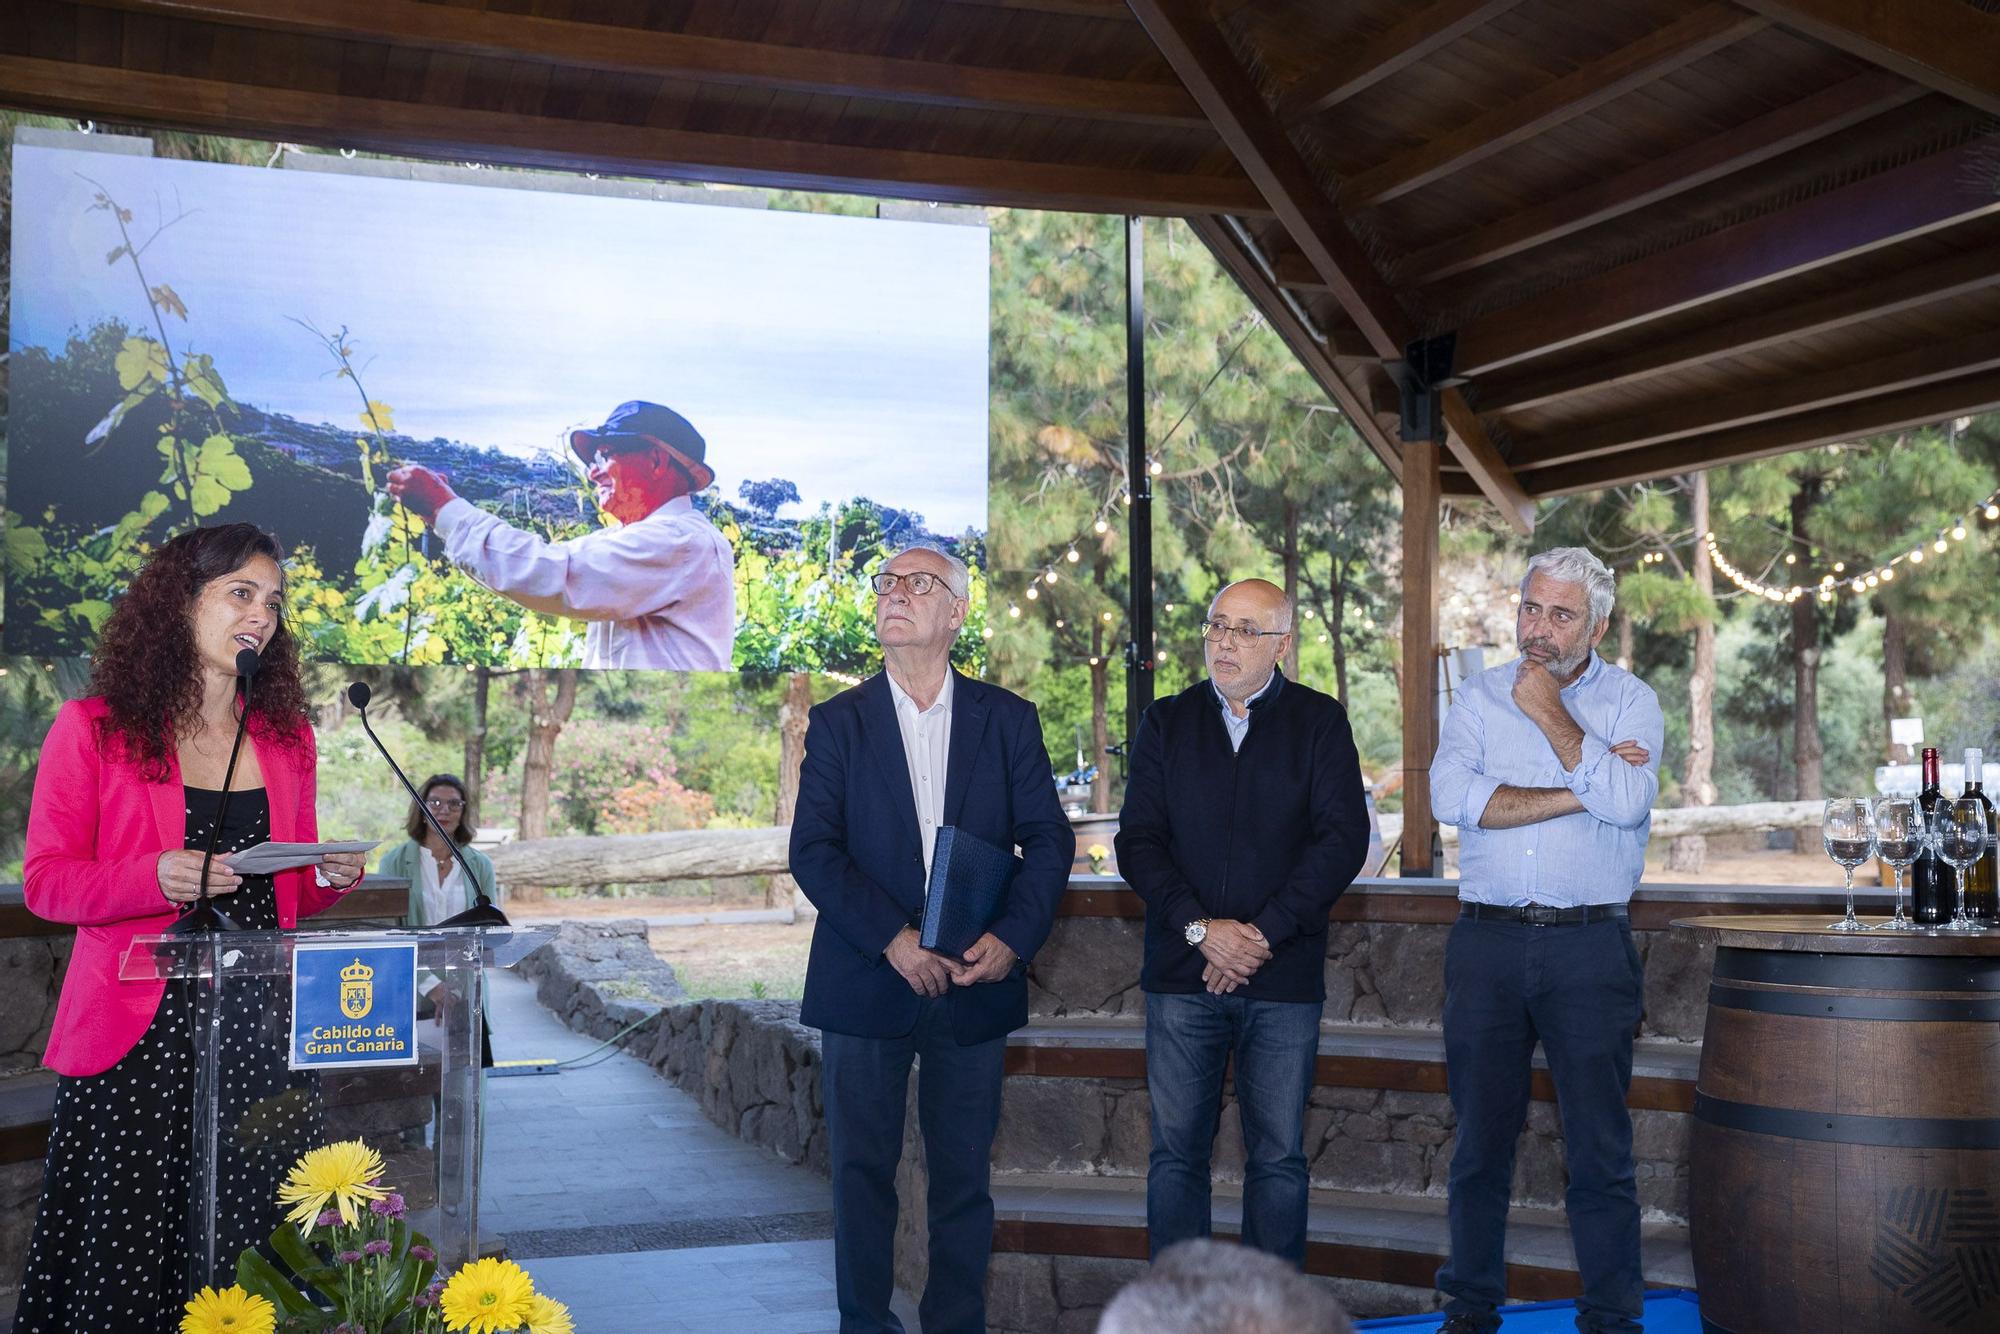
[919,826,1020,957]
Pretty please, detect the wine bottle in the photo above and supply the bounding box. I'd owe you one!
[1911,747,1949,925]
[1964,748,1998,923]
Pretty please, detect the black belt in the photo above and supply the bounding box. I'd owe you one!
[1458,902,1628,926]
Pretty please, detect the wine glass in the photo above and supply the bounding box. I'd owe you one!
[1871,797,1927,931]
[1822,798,1876,932]
[1933,798,1988,933]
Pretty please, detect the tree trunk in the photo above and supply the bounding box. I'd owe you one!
[772,670,814,914]
[490,827,791,889]
[463,665,490,825]
[517,669,579,862]
[1282,498,1301,680]
[1790,479,1825,801]
[1881,602,1913,764]
[1615,610,1634,671]
[1668,471,1718,874]
[1330,552,1349,703]
[1090,620,1111,814]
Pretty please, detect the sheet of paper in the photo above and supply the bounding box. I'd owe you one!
[224,840,380,875]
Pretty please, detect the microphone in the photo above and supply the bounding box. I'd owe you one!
[173,647,261,934]
[347,681,509,928]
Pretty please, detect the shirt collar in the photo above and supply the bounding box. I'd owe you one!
[888,667,954,718]
[1564,652,1605,692]
[1211,667,1282,717]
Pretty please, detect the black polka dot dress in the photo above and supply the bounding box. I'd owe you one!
[16,787,324,1331]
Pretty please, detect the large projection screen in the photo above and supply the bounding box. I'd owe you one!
[5,141,989,672]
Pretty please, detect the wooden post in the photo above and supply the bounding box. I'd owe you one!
[1400,439,1441,876]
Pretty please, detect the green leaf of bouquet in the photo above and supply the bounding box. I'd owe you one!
[235,1248,316,1318]
[269,1224,344,1300]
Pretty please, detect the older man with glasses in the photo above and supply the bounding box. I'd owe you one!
[789,543,1072,1334]
[1116,578,1371,1265]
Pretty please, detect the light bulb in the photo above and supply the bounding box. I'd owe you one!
[1834,562,1845,573]
[1045,570,1058,584]
[1910,549,1924,564]
[1008,604,1021,618]
[1101,611,1114,622]
[1784,553,1796,565]
[1025,586,1038,600]
[1880,568,1894,581]
[1149,459,1163,476]
[1952,524,1967,541]
[1094,519,1109,534]
[1935,538,1949,554]
[1986,503,1999,521]
[1066,548,1081,563]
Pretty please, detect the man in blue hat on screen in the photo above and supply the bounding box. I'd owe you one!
[388,400,735,670]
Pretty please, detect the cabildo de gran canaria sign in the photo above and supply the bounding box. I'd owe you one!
[291,943,418,1069]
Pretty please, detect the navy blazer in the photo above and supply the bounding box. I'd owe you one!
[790,670,1074,1044]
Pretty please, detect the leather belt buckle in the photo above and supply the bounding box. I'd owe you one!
[1524,903,1555,927]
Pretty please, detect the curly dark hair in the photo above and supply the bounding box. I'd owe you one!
[406,773,477,845]
[90,523,312,781]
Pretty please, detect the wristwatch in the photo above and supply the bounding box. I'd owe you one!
[1183,919,1209,946]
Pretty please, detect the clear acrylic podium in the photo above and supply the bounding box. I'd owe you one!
[120,925,554,1294]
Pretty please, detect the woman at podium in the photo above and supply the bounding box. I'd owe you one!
[375,772,502,1065]
[15,524,367,1331]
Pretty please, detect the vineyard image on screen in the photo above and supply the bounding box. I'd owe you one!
[6,143,990,672]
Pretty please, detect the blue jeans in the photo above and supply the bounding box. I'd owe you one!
[820,996,1005,1334]
[1438,916,1645,1333]
[1145,989,1323,1264]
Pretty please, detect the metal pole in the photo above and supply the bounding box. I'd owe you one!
[1125,214,1154,740]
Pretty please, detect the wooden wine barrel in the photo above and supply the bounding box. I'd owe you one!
[1675,916,2000,1333]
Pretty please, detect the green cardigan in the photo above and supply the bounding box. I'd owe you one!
[374,839,501,926]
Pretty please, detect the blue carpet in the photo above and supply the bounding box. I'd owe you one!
[1357,1290,1702,1331]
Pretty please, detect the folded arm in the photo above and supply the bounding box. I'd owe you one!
[1557,694,1665,829]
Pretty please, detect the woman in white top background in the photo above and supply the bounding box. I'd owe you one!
[374,774,501,1066]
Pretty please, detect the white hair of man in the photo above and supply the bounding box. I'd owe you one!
[890,543,970,600]
[1095,1239,1355,1334]
[1522,546,1616,629]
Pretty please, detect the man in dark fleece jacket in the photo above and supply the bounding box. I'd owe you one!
[1116,577,1371,1266]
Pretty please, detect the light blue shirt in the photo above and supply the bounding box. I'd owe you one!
[1430,653,1665,907]
[1211,671,1279,753]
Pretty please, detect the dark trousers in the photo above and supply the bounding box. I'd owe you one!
[1145,989,1324,1265]
[1438,916,1645,1333]
[820,996,1005,1334]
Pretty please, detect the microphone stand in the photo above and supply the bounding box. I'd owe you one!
[173,648,261,935]
[347,682,509,928]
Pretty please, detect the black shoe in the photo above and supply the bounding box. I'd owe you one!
[1437,1317,1493,1334]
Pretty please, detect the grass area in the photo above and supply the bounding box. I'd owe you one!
[646,921,812,1001]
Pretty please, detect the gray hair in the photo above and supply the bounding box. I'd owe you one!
[888,543,970,600]
[1522,546,1616,628]
[1095,1239,1354,1334]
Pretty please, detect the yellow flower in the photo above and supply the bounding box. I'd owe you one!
[440,1256,537,1333]
[181,1285,276,1334]
[1088,843,1110,858]
[276,1139,387,1232]
[525,1292,576,1334]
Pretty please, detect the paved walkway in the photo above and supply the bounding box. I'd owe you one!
[483,967,920,1332]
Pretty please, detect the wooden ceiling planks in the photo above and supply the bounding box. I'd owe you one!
[3,0,1997,508]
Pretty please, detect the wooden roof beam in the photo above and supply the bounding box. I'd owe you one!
[1511,327,2000,470]
[0,55,1265,216]
[1741,0,2000,117]
[92,0,1204,125]
[1451,139,2000,379]
[1277,0,1528,124]
[1522,367,2000,495]
[1480,239,2000,412]
[1404,71,1921,284]
[1440,391,1536,533]
[1340,4,1766,209]
[1127,0,1532,532]
[1186,216,1404,483]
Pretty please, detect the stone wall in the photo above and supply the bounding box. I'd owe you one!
[517,919,828,1174]
[0,936,71,1076]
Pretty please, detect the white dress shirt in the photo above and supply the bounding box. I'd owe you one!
[434,495,735,670]
[887,668,954,879]
[416,849,463,996]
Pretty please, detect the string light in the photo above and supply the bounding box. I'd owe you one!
[1025,585,1038,600]
[1094,518,1109,534]
[1702,483,2000,605]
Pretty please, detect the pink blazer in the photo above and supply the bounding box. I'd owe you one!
[24,696,346,1077]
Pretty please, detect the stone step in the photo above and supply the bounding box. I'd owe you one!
[1006,1019,1699,1112]
[988,1173,1694,1304]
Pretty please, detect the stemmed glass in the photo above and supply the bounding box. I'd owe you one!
[1933,798,1988,933]
[1871,797,1927,931]
[1822,798,1876,932]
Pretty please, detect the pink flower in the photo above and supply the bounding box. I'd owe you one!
[410,1244,436,1262]
[368,1192,408,1219]
[364,1239,392,1257]
[336,1249,364,1265]
[316,1208,343,1229]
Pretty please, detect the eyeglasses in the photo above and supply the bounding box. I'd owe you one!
[425,796,466,812]
[870,572,957,597]
[1199,618,1288,647]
